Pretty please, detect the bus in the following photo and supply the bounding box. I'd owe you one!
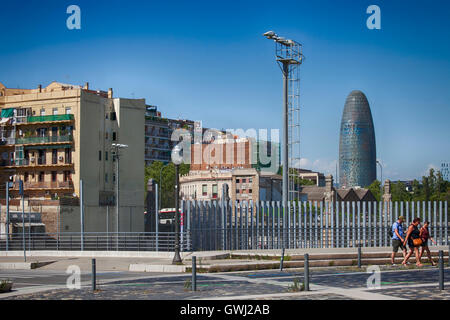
[158,208,184,233]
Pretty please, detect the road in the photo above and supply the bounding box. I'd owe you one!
[1,265,449,300]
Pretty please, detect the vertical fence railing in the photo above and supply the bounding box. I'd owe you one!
[2,201,447,252]
[184,200,449,251]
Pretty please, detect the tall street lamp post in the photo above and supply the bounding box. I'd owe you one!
[262,31,303,207]
[172,145,182,264]
[377,160,383,199]
[112,143,128,249]
[172,163,182,264]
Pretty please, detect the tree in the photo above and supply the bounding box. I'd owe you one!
[368,180,381,201]
[391,181,411,202]
[411,179,421,199]
[144,161,190,208]
[422,176,431,202]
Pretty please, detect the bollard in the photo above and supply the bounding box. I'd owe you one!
[280,248,285,271]
[439,250,444,291]
[304,253,310,291]
[192,256,197,292]
[357,245,362,268]
[92,258,96,292]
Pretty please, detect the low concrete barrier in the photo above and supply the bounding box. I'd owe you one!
[0,250,188,259]
[129,264,187,273]
[0,261,55,270]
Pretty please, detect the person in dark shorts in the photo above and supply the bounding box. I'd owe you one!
[391,216,407,265]
[419,221,437,266]
[402,217,423,267]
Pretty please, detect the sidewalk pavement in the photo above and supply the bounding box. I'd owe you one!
[0,246,448,272]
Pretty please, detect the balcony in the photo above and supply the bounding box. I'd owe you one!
[16,135,73,145]
[12,181,74,190]
[16,114,75,125]
[0,159,16,167]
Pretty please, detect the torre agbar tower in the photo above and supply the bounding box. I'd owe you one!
[339,90,377,188]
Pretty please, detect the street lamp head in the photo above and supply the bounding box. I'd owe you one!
[263,31,276,39]
[112,143,128,149]
[285,39,295,46]
[171,144,183,165]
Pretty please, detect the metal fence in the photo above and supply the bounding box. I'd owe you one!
[184,200,449,251]
[0,201,448,252]
[0,232,190,252]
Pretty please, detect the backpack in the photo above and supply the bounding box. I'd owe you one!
[388,226,394,238]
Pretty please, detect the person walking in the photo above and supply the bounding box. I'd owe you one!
[419,221,437,266]
[391,216,407,266]
[402,217,423,267]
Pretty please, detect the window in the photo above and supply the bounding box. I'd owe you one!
[64,171,71,182]
[249,178,252,183]
[65,148,72,164]
[202,184,207,196]
[105,173,108,183]
[236,178,240,183]
[65,107,72,115]
[40,109,45,116]
[51,171,57,182]
[39,172,44,182]
[38,150,46,165]
[249,189,252,194]
[242,178,246,183]
[24,172,29,182]
[37,128,47,137]
[212,184,218,199]
[105,151,108,161]
[99,151,102,161]
[52,149,58,164]
[236,189,240,194]
[112,132,117,141]
[52,108,58,115]
[110,112,117,121]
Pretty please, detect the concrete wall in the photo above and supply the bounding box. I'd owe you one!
[60,205,143,233]
[78,94,145,232]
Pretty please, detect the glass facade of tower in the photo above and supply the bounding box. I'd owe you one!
[339,90,376,188]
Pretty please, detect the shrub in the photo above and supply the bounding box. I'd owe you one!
[287,278,305,292]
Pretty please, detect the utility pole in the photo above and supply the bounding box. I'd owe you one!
[112,143,128,250]
[172,163,182,264]
[19,180,26,262]
[80,179,84,251]
[377,160,383,200]
[5,181,10,251]
[155,183,159,251]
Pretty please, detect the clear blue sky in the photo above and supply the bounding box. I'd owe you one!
[1,0,449,181]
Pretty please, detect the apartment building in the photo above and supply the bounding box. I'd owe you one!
[144,105,195,166]
[180,168,281,204]
[297,169,325,186]
[0,81,145,233]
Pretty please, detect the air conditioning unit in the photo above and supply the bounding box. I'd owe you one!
[30,157,35,163]
[58,156,64,161]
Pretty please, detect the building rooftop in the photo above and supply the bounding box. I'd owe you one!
[0,81,113,99]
